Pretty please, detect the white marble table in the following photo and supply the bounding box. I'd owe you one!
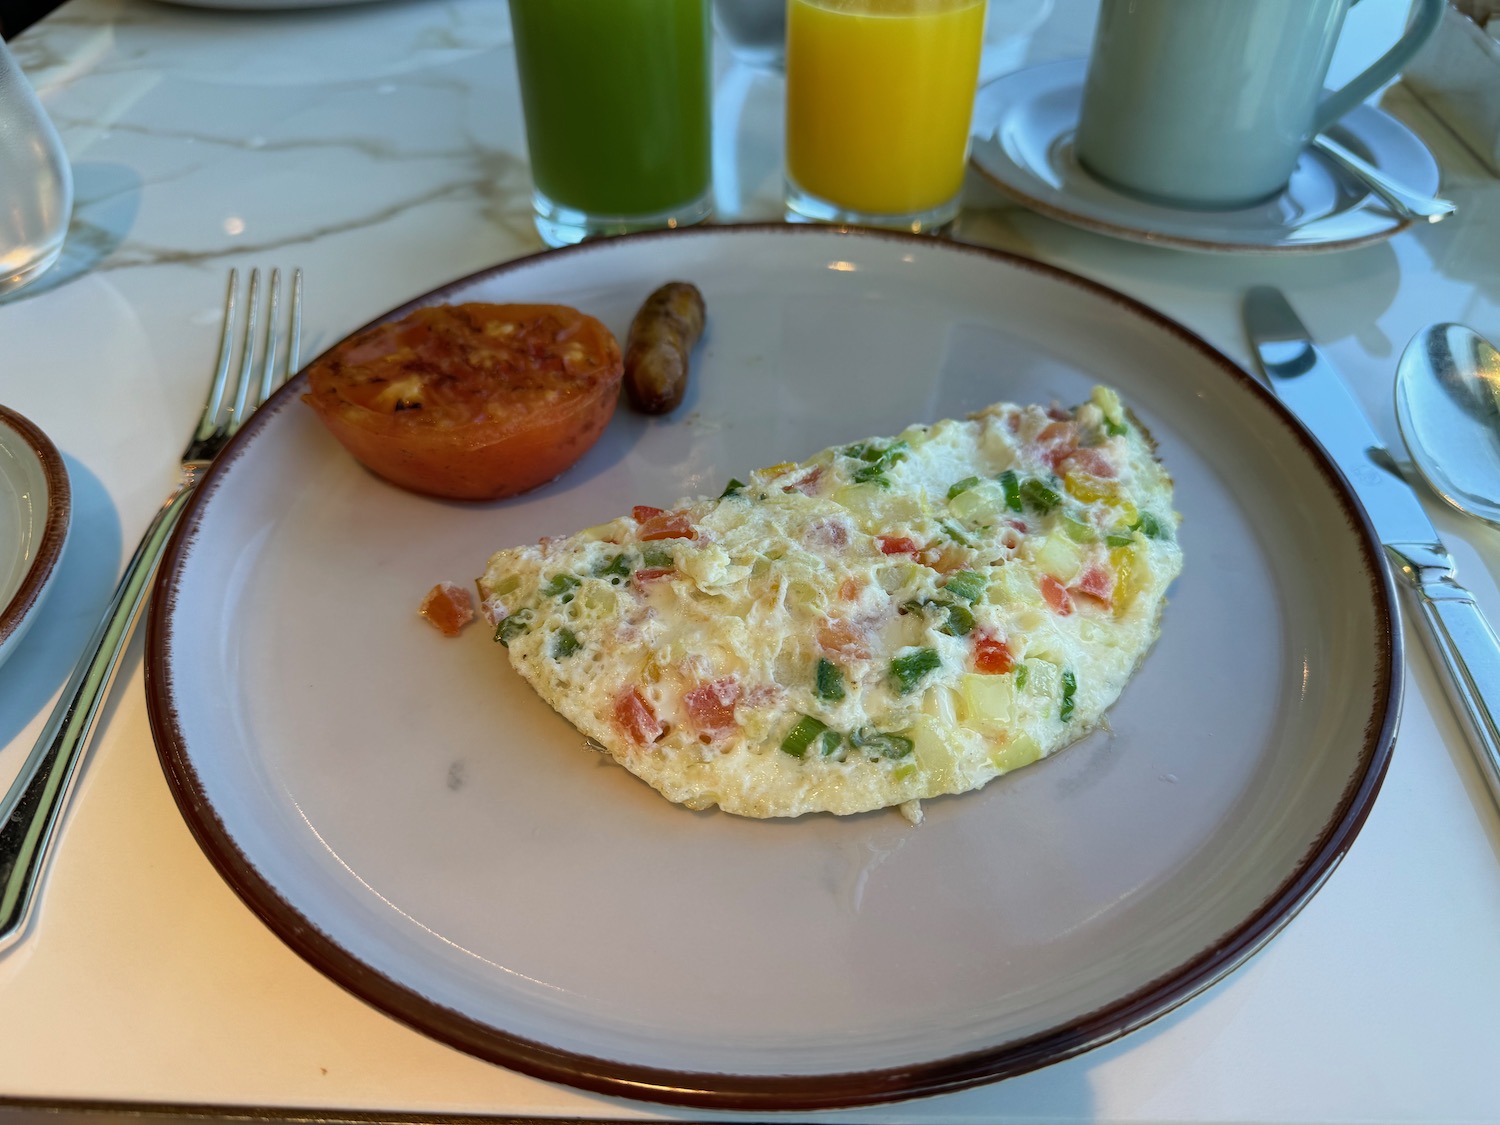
[2,0,1498,1120]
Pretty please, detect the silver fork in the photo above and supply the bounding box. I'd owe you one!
[0,267,303,950]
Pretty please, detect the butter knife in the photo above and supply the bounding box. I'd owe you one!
[1244,286,1500,812]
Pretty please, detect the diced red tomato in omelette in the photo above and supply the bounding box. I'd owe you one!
[614,687,662,745]
[1071,563,1115,608]
[878,534,919,556]
[973,634,1015,674]
[685,678,740,736]
[1040,574,1075,616]
[636,508,697,541]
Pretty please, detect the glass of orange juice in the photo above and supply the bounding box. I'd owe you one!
[784,0,987,233]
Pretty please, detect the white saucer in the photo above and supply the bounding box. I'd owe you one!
[969,58,1443,253]
[0,406,70,673]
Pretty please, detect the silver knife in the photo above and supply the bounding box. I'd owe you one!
[1244,286,1500,812]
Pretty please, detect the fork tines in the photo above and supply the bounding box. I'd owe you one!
[187,267,303,462]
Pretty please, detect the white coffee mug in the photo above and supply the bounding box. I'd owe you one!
[1074,0,1443,210]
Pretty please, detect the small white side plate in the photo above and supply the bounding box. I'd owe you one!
[969,58,1441,253]
[0,406,70,672]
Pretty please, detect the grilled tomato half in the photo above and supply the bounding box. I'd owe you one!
[302,302,623,500]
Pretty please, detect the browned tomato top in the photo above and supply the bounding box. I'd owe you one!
[301,301,624,500]
[309,303,622,432]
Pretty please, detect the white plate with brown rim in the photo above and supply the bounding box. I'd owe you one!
[0,405,70,673]
[146,225,1397,1111]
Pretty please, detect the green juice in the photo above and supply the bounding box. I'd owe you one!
[510,0,712,218]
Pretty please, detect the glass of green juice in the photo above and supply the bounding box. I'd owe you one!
[509,0,714,247]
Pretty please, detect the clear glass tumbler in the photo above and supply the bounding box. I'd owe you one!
[509,0,714,247]
[0,38,72,296]
[784,0,987,234]
[713,0,787,70]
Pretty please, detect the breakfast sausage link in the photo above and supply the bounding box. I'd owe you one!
[624,281,706,414]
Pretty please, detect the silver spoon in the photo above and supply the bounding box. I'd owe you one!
[1314,134,1456,224]
[1395,324,1500,526]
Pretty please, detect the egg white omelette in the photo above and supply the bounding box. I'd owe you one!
[477,387,1182,820]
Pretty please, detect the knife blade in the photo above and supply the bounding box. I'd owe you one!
[1244,286,1500,812]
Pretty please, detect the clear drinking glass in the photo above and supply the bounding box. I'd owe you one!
[0,38,72,296]
[783,0,987,233]
[509,0,714,247]
[713,0,787,70]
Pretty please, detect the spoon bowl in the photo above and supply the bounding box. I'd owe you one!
[1395,323,1500,529]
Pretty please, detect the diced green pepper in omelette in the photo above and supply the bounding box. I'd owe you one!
[477,387,1182,820]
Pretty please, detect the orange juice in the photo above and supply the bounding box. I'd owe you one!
[785,0,986,221]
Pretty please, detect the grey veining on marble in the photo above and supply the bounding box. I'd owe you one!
[10,0,534,310]
[7,0,1087,306]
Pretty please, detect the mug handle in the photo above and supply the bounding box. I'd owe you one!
[1312,0,1444,133]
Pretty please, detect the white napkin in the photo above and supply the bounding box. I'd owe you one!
[1404,2,1500,175]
